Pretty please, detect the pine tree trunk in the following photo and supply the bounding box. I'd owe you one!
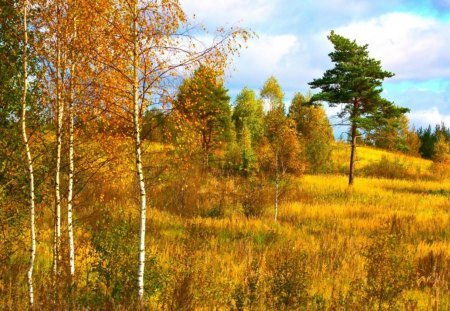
[133,4,147,303]
[349,121,357,186]
[21,2,36,308]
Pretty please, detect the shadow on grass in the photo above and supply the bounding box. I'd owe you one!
[384,186,450,197]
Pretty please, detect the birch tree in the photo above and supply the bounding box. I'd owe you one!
[34,0,78,294]
[55,3,64,284]
[261,77,302,221]
[20,0,36,307]
[91,0,249,303]
[174,66,232,171]
[67,8,77,284]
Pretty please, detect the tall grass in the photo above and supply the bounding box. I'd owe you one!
[2,141,450,309]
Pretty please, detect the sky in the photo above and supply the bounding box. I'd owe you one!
[180,0,450,132]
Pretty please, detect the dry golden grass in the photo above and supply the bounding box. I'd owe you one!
[3,141,450,309]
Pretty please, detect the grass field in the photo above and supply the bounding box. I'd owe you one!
[3,143,450,309]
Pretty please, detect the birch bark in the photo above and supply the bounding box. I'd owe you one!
[132,3,147,302]
[21,1,36,308]
[67,16,77,283]
[53,1,64,283]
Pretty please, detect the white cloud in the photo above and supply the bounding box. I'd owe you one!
[408,107,450,127]
[227,34,300,88]
[180,0,276,28]
[179,2,450,130]
[334,12,450,80]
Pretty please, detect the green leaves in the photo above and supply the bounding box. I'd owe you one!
[309,31,408,131]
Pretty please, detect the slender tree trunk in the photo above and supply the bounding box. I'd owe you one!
[201,132,209,171]
[274,150,279,222]
[67,13,78,286]
[348,122,357,185]
[67,35,76,283]
[53,5,63,286]
[133,4,147,303]
[21,1,36,308]
[349,97,359,186]
[204,144,209,171]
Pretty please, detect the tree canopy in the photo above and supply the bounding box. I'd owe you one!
[309,31,409,184]
[175,66,232,169]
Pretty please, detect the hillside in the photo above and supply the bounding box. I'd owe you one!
[333,143,437,180]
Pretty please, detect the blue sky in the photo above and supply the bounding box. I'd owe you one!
[181,0,450,129]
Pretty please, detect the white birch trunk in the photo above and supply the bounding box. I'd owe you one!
[67,17,77,283]
[133,4,147,302]
[67,62,75,281]
[53,13,63,282]
[21,1,36,308]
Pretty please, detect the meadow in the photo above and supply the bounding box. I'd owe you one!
[2,141,450,310]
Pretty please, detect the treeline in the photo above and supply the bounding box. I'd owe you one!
[146,73,450,172]
[365,117,450,162]
[417,124,450,160]
[144,74,335,176]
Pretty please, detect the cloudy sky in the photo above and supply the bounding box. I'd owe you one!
[180,0,450,130]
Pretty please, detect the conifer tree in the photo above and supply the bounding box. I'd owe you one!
[309,31,408,185]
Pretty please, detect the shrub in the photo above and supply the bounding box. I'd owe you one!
[239,178,271,218]
[232,258,263,310]
[362,156,414,179]
[363,229,414,310]
[265,246,310,310]
[430,161,450,180]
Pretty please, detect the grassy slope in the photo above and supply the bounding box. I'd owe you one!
[333,143,433,177]
[4,142,450,309]
[125,144,450,308]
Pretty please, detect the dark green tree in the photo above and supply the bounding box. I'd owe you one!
[1,0,43,211]
[174,66,232,170]
[1,0,23,196]
[309,31,409,185]
[417,123,450,160]
[417,125,436,159]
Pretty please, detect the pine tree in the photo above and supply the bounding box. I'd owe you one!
[309,31,408,185]
[417,125,437,159]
